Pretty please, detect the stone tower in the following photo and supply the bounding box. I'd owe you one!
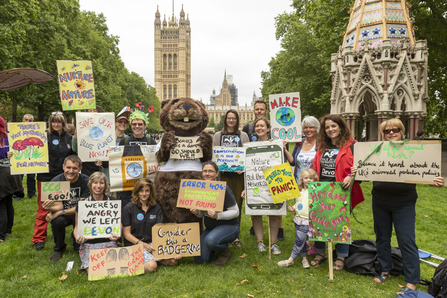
[331,0,428,140]
[214,71,232,106]
[154,5,191,101]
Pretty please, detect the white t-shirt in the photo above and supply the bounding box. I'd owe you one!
[155,135,202,172]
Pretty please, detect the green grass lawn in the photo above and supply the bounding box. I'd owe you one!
[1,182,445,298]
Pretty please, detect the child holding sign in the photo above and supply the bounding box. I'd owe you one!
[278,169,318,269]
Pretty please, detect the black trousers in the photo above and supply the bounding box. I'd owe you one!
[51,214,78,252]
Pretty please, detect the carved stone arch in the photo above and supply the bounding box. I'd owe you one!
[352,84,379,113]
[392,83,414,112]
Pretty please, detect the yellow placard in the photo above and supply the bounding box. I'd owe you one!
[56,60,96,111]
[7,122,49,174]
[263,162,300,203]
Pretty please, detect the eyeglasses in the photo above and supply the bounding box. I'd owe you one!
[203,170,216,174]
[227,118,237,121]
[132,123,144,127]
[383,128,400,134]
[118,120,128,124]
[51,112,63,115]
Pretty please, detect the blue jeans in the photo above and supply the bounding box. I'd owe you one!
[194,224,240,264]
[373,198,419,284]
[315,241,349,258]
[291,224,309,259]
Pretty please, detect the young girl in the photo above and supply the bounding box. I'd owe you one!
[278,168,318,268]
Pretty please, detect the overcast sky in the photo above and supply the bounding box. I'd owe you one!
[78,0,294,106]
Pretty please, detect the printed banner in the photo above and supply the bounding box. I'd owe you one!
[7,122,49,175]
[263,162,300,203]
[40,181,70,201]
[212,146,245,172]
[244,140,287,216]
[88,244,144,281]
[170,137,203,159]
[76,112,115,161]
[308,182,351,244]
[108,145,159,192]
[57,60,96,111]
[353,140,442,184]
[269,92,302,142]
[177,179,226,212]
[152,222,201,259]
[77,200,121,239]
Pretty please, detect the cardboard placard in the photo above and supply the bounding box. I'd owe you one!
[170,137,203,159]
[212,146,246,172]
[308,182,351,244]
[76,112,115,161]
[40,181,70,201]
[108,145,160,192]
[177,179,226,212]
[263,162,300,203]
[353,140,442,184]
[88,244,144,281]
[269,92,302,142]
[57,60,96,111]
[77,200,121,239]
[152,222,201,259]
[7,122,49,175]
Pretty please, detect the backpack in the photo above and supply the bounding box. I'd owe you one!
[428,258,447,298]
[344,239,403,276]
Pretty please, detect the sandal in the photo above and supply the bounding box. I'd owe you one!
[277,259,294,267]
[234,239,242,247]
[302,259,310,269]
[373,272,391,283]
[397,286,415,295]
[334,257,345,271]
[311,253,327,266]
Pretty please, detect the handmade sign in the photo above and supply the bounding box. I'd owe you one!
[244,140,287,216]
[269,92,301,142]
[57,60,96,111]
[76,112,115,161]
[108,145,160,192]
[308,182,351,244]
[170,137,203,159]
[212,146,245,172]
[7,122,49,175]
[39,181,70,201]
[88,243,144,281]
[152,222,201,259]
[77,200,121,239]
[177,179,226,212]
[263,162,300,203]
[353,140,442,184]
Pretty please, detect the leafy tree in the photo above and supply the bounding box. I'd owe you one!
[208,116,216,127]
[214,115,225,132]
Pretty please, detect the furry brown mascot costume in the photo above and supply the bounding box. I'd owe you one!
[155,98,213,223]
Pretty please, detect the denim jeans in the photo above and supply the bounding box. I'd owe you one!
[194,224,240,264]
[315,241,349,258]
[291,224,309,259]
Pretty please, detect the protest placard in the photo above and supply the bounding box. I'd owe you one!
[77,200,121,239]
[353,140,442,184]
[212,146,245,172]
[308,182,351,244]
[152,222,201,259]
[177,179,226,212]
[269,92,301,142]
[108,145,160,192]
[57,60,96,111]
[263,162,300,203]
[170,136,203,159]
[7,122,48,175]
[244,140,287,216]
[76,112,115,161]
[88,243,144,281]
[39,181,70,201]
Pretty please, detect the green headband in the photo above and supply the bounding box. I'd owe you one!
[129,110,149,124]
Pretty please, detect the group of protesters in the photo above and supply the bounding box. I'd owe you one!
[0,101,444,294]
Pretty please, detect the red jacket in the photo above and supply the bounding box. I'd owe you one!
[312,138,365,208]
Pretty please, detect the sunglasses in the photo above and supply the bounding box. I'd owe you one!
[51,112,63,115]
[117,120,128,124]
[132,123,144,127]
[383,128,400,134]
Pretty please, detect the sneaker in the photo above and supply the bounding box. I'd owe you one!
[302,259,310,269]
[249,226,255,237]
[257,241,266,252]
[271,243,281,255]
[214,248,232,267]
[13,195,22,201]
[33,242,44,251]
[49,251,63,262]
[277,228,284,241]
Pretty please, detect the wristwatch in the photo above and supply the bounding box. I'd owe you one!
[61,210,66,215]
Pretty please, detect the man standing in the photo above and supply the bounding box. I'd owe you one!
[242,100,270,141]
[43,155,89,262]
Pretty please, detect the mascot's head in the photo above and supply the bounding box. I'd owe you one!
[159,98,209,137]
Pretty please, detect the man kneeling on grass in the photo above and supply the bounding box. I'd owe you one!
[43,155,89,262]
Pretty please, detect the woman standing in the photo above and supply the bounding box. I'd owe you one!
[191,161,240,266]
[73,172,120,273]
[213,110,248,247]
[32,112,75,250]
[311,114,364,270]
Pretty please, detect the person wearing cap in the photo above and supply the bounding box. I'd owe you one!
[115,114,129,146]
